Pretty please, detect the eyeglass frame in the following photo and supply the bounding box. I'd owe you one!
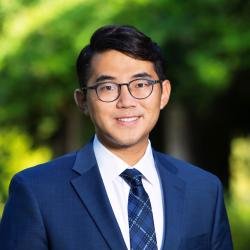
[81,78,162,103]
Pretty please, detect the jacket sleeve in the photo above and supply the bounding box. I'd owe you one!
[0,174,48,250]
[211,178,234,250]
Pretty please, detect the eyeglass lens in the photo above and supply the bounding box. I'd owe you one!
[96,79,154,102]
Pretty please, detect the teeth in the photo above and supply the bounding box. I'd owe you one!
[118,117,139,122]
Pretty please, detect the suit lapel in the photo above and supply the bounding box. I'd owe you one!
[71,142,127,250]
[153,151,186,250]
[70,142,186,250]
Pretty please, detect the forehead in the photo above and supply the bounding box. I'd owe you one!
[88,50,157,83]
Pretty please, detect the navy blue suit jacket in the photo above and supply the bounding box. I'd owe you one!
[0,141,233,250]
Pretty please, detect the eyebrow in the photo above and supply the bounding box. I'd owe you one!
[95,75,115,83]
[94,72,153,83]
[132,72,153,79]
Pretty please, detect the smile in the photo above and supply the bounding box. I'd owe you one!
[116,116,141,125]
[117,117,140,122]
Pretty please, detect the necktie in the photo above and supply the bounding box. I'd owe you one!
[120,168,158,250]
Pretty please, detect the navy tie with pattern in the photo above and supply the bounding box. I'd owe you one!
[120,168,158,250]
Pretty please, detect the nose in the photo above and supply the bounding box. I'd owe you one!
[116,84,137,108]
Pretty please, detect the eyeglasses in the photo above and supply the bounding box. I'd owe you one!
[82,78,162,102]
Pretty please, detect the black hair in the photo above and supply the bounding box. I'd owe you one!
[76,25,166,87]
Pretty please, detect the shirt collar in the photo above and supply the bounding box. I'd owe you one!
[93,135,158,186]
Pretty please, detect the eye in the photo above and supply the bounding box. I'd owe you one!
[98,83,117,92]
[136,83,145,88]
[133,80,150,88]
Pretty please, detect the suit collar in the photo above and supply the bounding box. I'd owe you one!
[71,140,127,250]
[72,139,96,174]
[153,150,186,250]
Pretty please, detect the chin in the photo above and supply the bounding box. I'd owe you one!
[105,134,147,149]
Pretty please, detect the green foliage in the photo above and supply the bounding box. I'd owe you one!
[1,0,249,136]
[0,129,52,216]
[228,136,250,250]
[0,1,249,247]
[227,201,250,250]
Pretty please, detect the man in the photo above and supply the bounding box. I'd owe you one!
[0,25,233,250]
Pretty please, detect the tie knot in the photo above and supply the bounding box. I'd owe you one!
[120,168,143,187]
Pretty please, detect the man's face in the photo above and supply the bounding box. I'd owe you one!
[76,50,170,150]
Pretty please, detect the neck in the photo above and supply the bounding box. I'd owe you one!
[110,143,148,166]
[97,136,149,166]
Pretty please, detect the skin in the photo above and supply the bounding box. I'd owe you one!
[75,50,171,165]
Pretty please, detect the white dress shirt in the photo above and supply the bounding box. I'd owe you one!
[93,135,164,249]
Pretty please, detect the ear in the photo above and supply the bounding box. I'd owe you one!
[74,88,89,115]
[160,80,171,110]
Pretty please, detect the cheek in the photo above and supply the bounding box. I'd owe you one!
[87,101,102,125]
[143,99,162,125]
[143,94,162,114]
[149,109,160,126]
[143,103,161,123]
[88,102,112,127]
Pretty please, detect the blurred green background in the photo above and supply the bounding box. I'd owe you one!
[0,0,249,249]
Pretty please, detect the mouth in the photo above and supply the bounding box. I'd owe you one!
[115,115,142,125]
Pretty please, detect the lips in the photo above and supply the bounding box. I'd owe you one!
[117,117,139,122]
[115,115,142,124]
